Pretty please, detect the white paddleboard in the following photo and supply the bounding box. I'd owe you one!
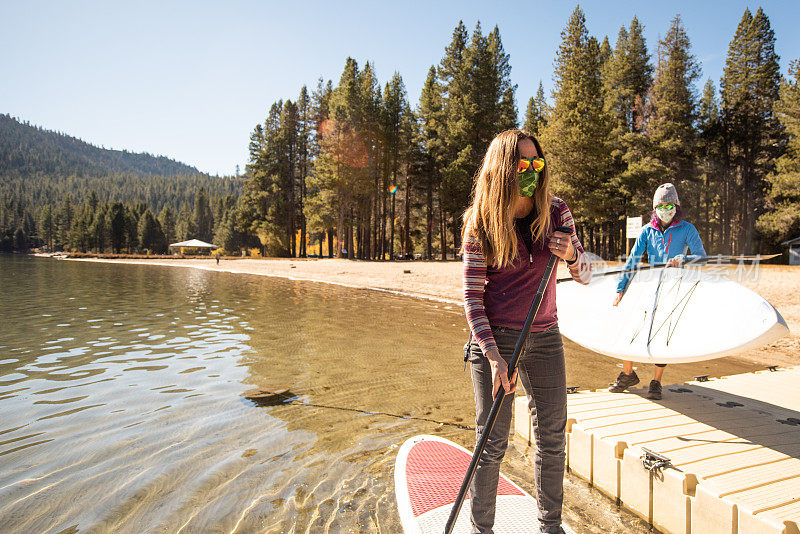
[557,267,789,363]
[394,435,575,534]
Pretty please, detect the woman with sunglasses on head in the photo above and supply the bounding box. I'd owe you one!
[462,129,591,534]
[609,183,706,400]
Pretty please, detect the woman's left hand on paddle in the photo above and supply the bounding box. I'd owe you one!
[485,348,518,399]
[547,230,575,261]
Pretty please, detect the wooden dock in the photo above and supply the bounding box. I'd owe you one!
[513,366,800,534]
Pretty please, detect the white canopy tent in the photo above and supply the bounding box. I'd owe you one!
[168,239,218,253]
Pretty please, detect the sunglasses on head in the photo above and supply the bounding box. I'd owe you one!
[656,203,675,210]
[518,157,545,174]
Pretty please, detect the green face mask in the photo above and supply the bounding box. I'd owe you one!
[518,169,540,197]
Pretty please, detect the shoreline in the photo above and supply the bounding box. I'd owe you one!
[62,256,468,304]
[59,255,799,368]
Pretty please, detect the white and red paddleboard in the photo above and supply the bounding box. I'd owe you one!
[394,435,572,533]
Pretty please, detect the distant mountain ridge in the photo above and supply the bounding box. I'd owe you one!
[0,113,203,177]
[0,114,242,213]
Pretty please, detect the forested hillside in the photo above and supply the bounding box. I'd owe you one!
[1,113,202,177]
[0,114,245,253]
[0,114,242,212]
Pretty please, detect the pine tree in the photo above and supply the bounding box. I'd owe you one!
[297,85,312,257]
[125,206,139,253]
[239,103,290,256]
[138,209,166,253]
[70,211,90,252]
[58,194,73,246]
[646,15,700,217]
[14,227,27,251]
[417,66,446,259]
[437,22,517,253]
[91,206,108,252]
[159,206,176,246]
[280,99,300,256]
[604,18,652,134]
[601,16,654,251]
[490,26,518,132]
[697,79,725,248]
[524,82,549,135]
[306,78,335,257]
[358,62,383,260]
[541,6,614,255]
[39,204,54,251]
[108,203,126,253]
[193,187,214,242]
[326,57,367,258]
[382,72,409,259]
[757,59,800,244]
[437,21,470,259]
[721,8,783,252]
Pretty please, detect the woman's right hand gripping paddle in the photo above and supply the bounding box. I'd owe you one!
[485,347,517,399]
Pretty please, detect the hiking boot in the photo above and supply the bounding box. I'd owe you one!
[608,371,640,393]
[646,380,663,400]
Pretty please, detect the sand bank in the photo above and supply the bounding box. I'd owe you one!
[66,256,800,367]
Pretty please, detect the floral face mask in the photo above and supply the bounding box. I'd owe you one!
[655,203,676,224]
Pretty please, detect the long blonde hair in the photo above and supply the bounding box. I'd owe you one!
[462,129,552,268]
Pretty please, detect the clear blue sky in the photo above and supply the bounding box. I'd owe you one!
[3,0,799,176]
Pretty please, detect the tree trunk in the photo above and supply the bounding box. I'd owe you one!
[380,172,387,260]
[390,191,396,260]
[373,176,379,260]
[364,205,371,260]
[426,177,433,260]
[348,208,354,260]
[404,173,412,258]
[439,204,447,260]
[336,208,344,258]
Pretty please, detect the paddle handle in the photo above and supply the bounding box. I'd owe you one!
[444,226,570,534]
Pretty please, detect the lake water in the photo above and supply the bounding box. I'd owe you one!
[0,256,758,533]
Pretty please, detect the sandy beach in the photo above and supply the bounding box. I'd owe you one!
[65,255,800,368]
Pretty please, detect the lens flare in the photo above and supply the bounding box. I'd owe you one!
[318,119,368,168]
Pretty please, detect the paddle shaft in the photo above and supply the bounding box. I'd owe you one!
[444,230,567,534]
[555,253,779,284]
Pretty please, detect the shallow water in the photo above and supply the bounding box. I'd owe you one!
[0,256,759,533]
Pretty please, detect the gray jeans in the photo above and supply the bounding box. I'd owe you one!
[468,324,567,533]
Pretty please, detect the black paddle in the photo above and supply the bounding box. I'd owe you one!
[444,225,573,534]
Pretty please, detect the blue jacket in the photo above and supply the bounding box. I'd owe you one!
[616,219,707,293]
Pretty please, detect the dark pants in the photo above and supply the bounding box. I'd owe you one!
[468,324,567,533]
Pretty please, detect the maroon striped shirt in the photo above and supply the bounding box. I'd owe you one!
[462,197,591,355]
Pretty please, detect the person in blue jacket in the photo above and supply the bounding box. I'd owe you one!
[609,183,706,400]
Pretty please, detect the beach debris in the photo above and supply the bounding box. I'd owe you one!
[241,388,294,406]
[403,269,411,274]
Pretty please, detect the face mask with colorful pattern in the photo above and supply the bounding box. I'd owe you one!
[655,203,676,224]
[518,157,544,197]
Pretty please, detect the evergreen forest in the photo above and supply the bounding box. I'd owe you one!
[3,7,799,260]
